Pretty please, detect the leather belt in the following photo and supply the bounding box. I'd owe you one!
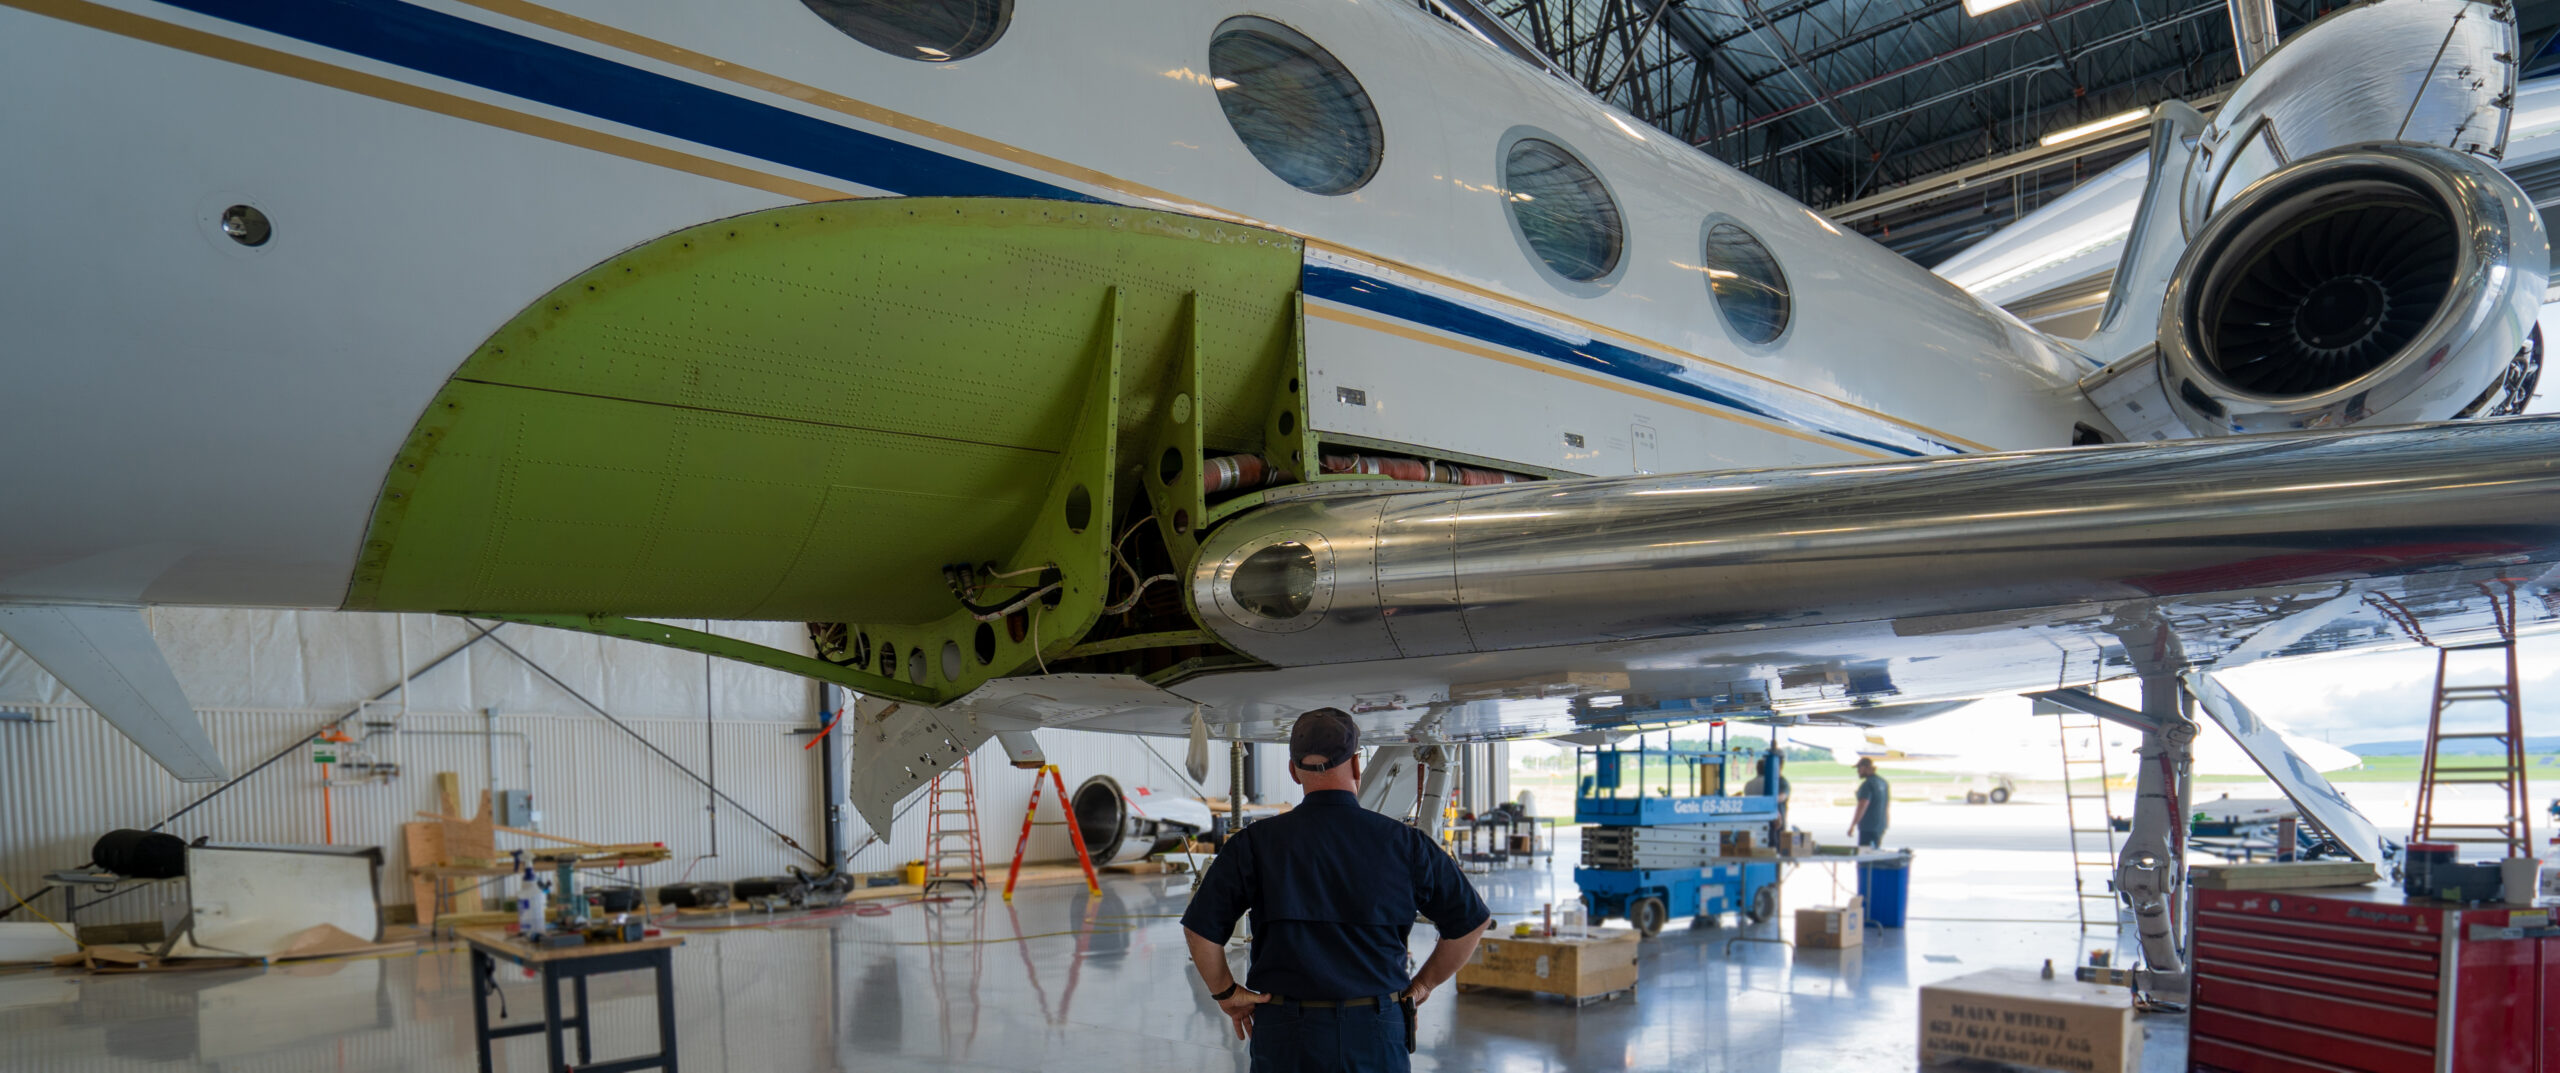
[1271,989,1406,1009]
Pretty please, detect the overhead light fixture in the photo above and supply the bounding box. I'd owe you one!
[2039,108,2150,147]
[1961,0,2027,14]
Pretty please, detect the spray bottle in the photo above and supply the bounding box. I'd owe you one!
[517,865,549,937]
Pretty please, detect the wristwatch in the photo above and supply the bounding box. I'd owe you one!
[1210,982,1240,1001]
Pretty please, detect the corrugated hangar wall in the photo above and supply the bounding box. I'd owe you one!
[0,609,1298,928]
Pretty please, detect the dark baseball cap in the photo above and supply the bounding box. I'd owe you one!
[1290,708,1361,771]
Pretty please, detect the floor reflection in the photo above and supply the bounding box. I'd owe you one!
[6,824,2187,1072]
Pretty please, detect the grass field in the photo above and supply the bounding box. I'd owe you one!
[2316,753,2560,781]
[1509,753,2560,815]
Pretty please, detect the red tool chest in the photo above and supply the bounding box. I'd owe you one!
[2188,886,2555,1073]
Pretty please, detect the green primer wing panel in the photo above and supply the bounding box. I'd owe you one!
[349,199,1302,625]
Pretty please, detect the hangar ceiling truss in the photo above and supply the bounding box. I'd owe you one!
[1464,0,2335,241]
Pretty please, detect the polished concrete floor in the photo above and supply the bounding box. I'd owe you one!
[2,797,2191,1072]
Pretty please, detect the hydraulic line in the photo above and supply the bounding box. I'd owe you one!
[942,563,1062,621]
[1321,452,1533,485]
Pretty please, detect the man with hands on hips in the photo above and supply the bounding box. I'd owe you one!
[1181,708,1492,1072]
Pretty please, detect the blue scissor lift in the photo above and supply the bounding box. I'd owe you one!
[1574,732,1783,938]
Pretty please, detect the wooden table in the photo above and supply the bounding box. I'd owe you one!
[458,926,683,1073]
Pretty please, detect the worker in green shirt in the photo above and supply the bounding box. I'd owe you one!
[1849,757,1889,849]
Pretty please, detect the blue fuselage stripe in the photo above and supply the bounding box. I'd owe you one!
[149,0,1950,457]
[1302,266,1947,456]
[152,0,1096,203]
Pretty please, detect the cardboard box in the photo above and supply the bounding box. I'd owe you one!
[1919,968,2138,1073]
[1455,931,1639,1000]
[1795,899,1863,948]
[1720,830,1757,856]
[1776,829,1816,857]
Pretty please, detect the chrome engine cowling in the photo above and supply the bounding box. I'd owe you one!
[2157,143,2547,435]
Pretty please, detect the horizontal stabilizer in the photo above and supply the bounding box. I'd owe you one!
[0,605,224,782]
[845,695,988,839]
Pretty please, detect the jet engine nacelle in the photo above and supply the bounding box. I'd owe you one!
[2155,143,2547,436]
[2173,0,2514,233]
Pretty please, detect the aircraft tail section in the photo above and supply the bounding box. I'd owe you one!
[0,604,225,782]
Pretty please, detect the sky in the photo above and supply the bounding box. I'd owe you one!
[2209,634,2560,746]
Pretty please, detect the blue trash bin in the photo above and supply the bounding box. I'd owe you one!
[1856,851,1911,928]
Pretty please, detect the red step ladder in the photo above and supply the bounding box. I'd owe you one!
[923,756,986,895]
[1003,764,1100,900]
[2411,583,2535,858]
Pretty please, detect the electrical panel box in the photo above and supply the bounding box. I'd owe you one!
[1593,751,1622,790]
[497,789,535,827]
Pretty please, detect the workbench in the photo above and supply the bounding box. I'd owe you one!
[1454,814,1557,870]
[1781,849,1909,906]
[459,926,683,1073]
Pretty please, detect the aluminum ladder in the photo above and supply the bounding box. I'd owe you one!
[2411,583,2535,858]
[924,756,987,895]
[2056,709,2122,933]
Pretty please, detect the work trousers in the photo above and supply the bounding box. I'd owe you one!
[1250,1000,1406,1073]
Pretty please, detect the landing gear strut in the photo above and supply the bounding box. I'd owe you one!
[2037,652,2198,1005]
[2117,672,2196,1002]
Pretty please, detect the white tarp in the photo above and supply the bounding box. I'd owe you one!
[173,844,381,957]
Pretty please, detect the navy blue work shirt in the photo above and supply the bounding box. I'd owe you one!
[1181,789,1491,1000]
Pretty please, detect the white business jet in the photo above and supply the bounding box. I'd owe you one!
[0,0,2544,994]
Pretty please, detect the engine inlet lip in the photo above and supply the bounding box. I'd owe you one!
[2191,179,2449,391]
[2158,142,2516,434]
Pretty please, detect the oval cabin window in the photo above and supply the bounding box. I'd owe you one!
[800,0,1011,62]
[1702,222,1791,344]
[1504,138,1623,283]
[1208,17,1384,196]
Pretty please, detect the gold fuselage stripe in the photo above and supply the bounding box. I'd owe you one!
[13,0,1991,456]
[5,0,856,203]
[429,0,1996,455]
[1305,302,1893,460]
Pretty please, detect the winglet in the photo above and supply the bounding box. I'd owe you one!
[0,605,225,782]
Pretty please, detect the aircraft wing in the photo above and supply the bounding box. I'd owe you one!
[821,414,2560,833]
[997,413,2560,750]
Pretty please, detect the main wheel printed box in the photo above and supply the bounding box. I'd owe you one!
[1918,968,2138,1073]
[1455,931,1640,1001]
